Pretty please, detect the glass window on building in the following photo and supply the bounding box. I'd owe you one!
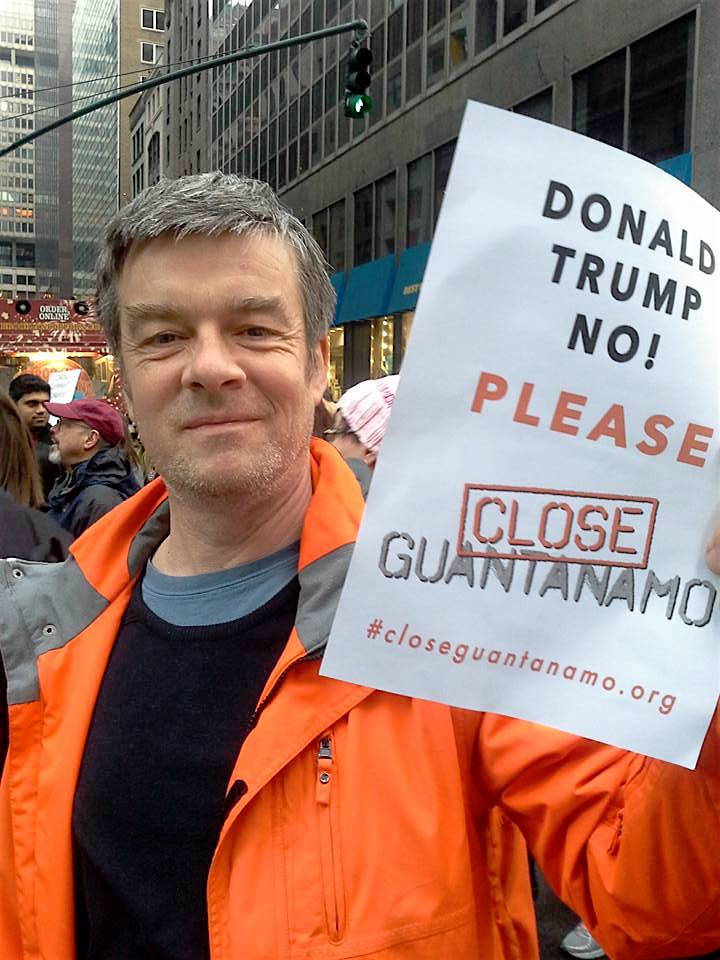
[503,0,526,34]
[534,0,558,13]
[140,42,160,64]
[449,0,469,69]
[573,49,625,151]
[370,316,394,377]
[371,23,385,71]
[375,172,396,257]
[573,13,694,165]
[399,311,414,363]
[427,0,446,30]
[369,65,385,125]
[514,86,553,123]
[387,6,403,60]
[312,208,328,253]
[141,8,164,30]
[337,107,350,147]
[0,240,12,266]
[329,198,346,271]
[311,121,322,165]
[328,326,344,399]
[407,0,424,44]
[289,99,299,140]
[406,41,422,100]
[407,153,432,246]
[426,30,445,86]
[324,65,337,112]
[433,139,456,225]
[386,58,402,114]
[300,89,311,130]
[353,184,373,265]
[628,13,694,164]
[324,108,336,156]
[312,78,323,121]
[299,130,310,174]
[371,0,385,26]
[299,46,312,93]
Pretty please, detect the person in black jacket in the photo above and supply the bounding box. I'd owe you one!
[0,489,71,769]
[8,374,63,498]
[0,396,73,769]
[45,398,140,538]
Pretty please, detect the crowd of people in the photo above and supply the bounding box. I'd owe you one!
[0,173,717,960]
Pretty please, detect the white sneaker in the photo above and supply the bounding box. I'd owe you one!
[560,921,606,958]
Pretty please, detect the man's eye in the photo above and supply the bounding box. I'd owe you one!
[243,327,269,338]
[152,332,180,345]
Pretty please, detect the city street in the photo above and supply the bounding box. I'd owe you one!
[1,0,719,957]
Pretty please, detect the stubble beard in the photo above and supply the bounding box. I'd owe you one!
[150,418,313,504]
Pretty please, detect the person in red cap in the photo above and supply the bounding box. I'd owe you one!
[44,398,140,538]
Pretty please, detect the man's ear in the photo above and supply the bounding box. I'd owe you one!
[309,337,329,404]
[84,429,101,452]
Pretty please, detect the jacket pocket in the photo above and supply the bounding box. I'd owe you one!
[316,733,346,943]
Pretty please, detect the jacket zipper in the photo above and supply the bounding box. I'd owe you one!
[316,734,346,942]
[241,650,320,744]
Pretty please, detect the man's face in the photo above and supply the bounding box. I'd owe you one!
[117,231,328,501]
[16,391,50,432]
[50,418,98,468]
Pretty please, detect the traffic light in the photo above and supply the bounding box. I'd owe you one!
[344,42,372,119]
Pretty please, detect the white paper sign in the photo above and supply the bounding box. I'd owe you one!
[48,369,81,404]
[321,102,720,768]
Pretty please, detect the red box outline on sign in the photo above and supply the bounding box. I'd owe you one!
[456,485,659,569]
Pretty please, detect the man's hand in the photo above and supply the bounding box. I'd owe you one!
[706,528,720,575]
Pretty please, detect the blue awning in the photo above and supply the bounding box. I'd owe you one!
[657,151,692,186]
[386,242,431,314]
[330,271,345,325]
[336,254,396,325]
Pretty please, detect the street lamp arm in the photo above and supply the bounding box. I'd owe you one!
[0,19,369,159]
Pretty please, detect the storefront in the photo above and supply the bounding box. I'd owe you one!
[0,297,114,400]
[328,243,430,394]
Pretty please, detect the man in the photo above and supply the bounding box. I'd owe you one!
[45,397,140,537]
[0,174,717,960]
[8,373,62,497]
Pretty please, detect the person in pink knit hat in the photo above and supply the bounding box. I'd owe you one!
[324,375,399,496]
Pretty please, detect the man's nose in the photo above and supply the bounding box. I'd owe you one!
[180,326,247,392]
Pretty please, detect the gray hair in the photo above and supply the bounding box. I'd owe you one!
[95,172,336,358]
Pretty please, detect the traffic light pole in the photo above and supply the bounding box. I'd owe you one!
[0,18,369,159]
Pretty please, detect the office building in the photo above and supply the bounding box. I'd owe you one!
[205,0,720,391]
[164,0,211,177]
[0,0,73,300]
[72,0,165,294]
[129,48,167,199]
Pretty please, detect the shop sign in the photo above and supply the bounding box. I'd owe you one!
[0,299,109,353]
[321,102,720,768]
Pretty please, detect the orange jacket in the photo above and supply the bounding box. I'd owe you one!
[0,439,718,960]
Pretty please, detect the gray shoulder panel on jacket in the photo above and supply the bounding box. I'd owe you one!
[295,541,354,655]
[128,500,170,578]
[0,554,107,704]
